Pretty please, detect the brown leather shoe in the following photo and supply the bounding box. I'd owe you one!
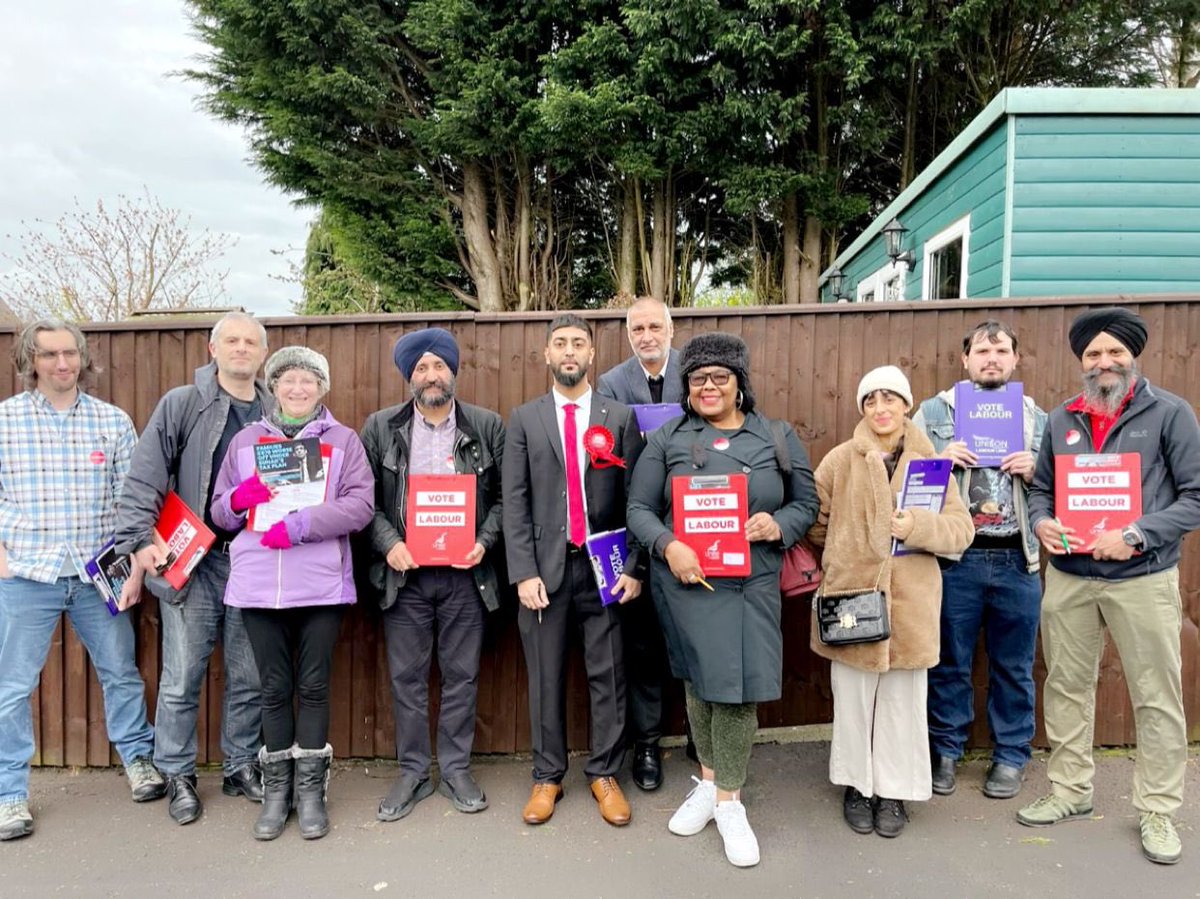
[522,783,563,825]
[590,777,631,826]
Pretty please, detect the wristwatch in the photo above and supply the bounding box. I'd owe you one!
[1121,526,1143,550]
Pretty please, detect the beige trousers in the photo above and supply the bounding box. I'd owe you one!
[829,661,932,801]
[1041,565,1186,814]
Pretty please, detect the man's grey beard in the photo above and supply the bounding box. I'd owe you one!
[1082,362,1137,415]
[414,373,455,408]
[552,362,588,388]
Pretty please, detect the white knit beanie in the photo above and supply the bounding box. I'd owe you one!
[856,365,912,411]
[265,346,330,391]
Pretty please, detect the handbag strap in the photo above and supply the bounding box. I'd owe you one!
[816,556,888,600]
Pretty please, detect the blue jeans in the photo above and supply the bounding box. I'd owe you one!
[154,552,261,776]
[927,549,1041,768]
[0,576,155,802]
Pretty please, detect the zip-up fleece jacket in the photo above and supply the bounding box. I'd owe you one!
[360,399,505,612]
[211,407,375,609]
[114,362,273,602]
[1028,376,1200,581]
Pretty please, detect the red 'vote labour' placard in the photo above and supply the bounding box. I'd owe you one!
[671,473,751,577]
[1054,453,1142,553]
[406,474,477,565]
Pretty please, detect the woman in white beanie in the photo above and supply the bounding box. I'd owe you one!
[806,365,973,838]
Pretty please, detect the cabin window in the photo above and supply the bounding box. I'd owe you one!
[856,260,906,302]
[922,214,970,300]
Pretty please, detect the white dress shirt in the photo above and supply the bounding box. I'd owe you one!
[552,385,591,530]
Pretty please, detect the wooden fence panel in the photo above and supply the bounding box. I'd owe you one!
[13,296,1200,765]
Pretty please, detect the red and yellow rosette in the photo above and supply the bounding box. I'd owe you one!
[583,425,626,469]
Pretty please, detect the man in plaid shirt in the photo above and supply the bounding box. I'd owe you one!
[0,319,165,842]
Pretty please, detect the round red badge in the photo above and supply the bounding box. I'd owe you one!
[713,437,730,451]
[90,450,106,465]
[1065,429,1081,446]
[583,425,626,469]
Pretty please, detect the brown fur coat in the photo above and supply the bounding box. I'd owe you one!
[807,418,974,672]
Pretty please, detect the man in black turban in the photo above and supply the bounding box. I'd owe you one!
[1067,307,1148,359]
[1022,306,1200,865]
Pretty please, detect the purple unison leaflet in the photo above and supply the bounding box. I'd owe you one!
[630,403,684,433]
[586,528,629,606]
[953,381,1024,467]
[892,458,953,556]
[84,539,130,616]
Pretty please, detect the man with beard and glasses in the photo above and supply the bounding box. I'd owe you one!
[1020,307,1200,867]
[913,321,1046,800]
[503,313,647,826]
[598,297,688,790]
[361,328,506,820]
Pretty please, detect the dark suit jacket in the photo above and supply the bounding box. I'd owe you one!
[596,352,684,406]
[503,390,648,594]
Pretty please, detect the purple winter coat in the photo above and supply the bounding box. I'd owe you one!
[210,407,375,610]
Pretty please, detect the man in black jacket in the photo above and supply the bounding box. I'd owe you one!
[361,328,505,821]
[1022,307,1200,866]
[596,296,685,790]
[504,313,646,827]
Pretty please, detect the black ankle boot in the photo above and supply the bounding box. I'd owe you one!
[294,744,333,840]
[253,746,295,841]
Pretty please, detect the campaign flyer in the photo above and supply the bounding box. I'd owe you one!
[405,473,477,566]
[953,380,1024,467]
[586,528,630,606]
[630,403,684,434]
[153,491,216,590]
[892,458,953,556]
[671,473,751,577]
[1054,453,1142,553]
[249,438,330,532]
[84,539,131,616]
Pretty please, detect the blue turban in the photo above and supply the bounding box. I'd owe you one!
[393,327,460,381]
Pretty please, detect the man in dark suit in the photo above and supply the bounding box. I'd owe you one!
[596,297,682,791]
[504,313,647,827]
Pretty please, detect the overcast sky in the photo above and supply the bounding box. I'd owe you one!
[0,1,311,316]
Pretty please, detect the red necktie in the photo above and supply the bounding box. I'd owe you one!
[563,403,586,546]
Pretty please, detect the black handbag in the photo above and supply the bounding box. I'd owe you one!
[814,563,890,646]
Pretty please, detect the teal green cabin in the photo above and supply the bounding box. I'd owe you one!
[820,88,1200,303]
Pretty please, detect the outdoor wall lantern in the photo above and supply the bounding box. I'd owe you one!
[882,218,915,270]
[827,267,850,302]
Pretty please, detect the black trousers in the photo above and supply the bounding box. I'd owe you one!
[241,605,344,752]
[517,549,626,783]
[382,567,485,778]
[619,578,669,745]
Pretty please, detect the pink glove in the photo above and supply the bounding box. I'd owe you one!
[260,521,292,550]
[231,474,272,512]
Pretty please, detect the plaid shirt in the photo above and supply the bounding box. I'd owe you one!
[0,389,137,583]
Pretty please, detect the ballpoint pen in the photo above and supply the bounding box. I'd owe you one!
[696,576,715,592]
[1054,518,1071,554]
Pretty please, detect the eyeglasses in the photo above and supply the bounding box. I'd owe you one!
[687,370,733,388]
[35,349,81,362]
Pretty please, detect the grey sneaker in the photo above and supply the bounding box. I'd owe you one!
[1139,811,1182,865]
[126,757,167,802]
[1016,793,1092,827]
[0,800,33,841]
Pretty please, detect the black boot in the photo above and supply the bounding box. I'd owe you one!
[253,746,294,841]
[294,744,333,840]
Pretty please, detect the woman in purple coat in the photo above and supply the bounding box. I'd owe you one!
[210,346,374,841]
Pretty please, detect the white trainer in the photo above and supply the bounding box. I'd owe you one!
[714,799,760,867]
[667,776,717,836]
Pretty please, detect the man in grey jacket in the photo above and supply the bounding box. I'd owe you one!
[361,328,505,822]
[1020,307,1200,866]
[115,312,272,825]
[913,321,1046,801]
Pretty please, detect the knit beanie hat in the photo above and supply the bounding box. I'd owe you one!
[677,331,756,414]
[265,346,330,391]
[856,365,912,411]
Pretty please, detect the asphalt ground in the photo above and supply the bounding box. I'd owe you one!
[5,740,1197,899]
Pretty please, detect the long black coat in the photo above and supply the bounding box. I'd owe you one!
[627,411,819,703]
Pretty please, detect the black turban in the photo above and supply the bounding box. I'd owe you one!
[1068,307,1148,359]
[393,327,460,381]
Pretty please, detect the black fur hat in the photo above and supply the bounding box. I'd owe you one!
[678,331,756,414]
